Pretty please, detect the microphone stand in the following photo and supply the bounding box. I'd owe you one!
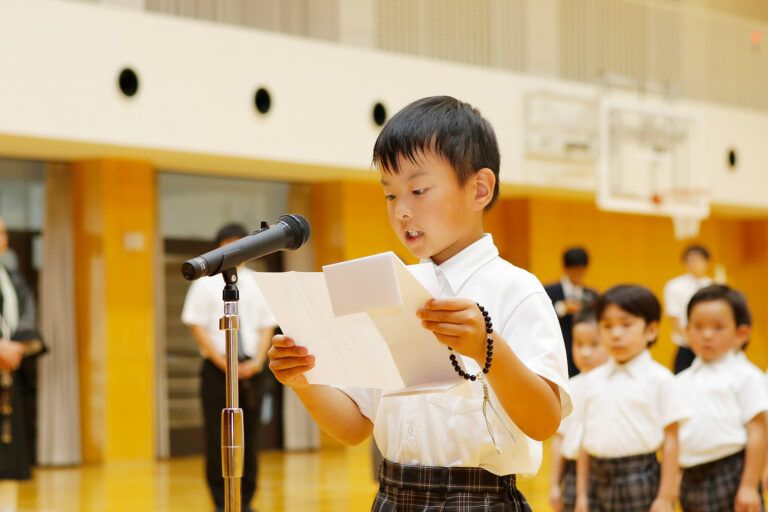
[219,267,243,512]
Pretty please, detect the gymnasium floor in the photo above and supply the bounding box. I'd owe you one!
[18,442,551,511]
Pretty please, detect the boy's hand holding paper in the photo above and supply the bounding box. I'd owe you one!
[417,298,492,364]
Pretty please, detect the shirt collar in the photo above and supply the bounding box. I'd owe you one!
[607,349,652,378]
[420,234,498,294]
[689,351,735,373]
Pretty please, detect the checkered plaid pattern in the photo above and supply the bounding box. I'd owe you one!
[680,450,764,512]
[587,452,660,512]
[371,460,532,512]
[561,459,577,512]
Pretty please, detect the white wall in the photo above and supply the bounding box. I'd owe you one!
[0,0,766,211]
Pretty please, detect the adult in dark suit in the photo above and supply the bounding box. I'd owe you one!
[544,247,598,377]
[0,217,46,510]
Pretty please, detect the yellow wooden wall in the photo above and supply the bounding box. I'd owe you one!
[312,182,768,371]
[72,159,156,462]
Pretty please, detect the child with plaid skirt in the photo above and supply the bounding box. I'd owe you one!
[549,308,608,512]
[268,96,572,511]
[676,285,768,512]
[575,285,687,512]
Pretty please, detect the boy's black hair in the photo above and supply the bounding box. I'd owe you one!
[573,305,597,327]
[595,285,661,345]
[682,244,710,261]
[372,96,501,210]
[686,284,751,328]
[215,223,249,246]
[563,247,589,268]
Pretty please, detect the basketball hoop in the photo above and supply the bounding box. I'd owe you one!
[672,214,703,240]
[597,101,709,236]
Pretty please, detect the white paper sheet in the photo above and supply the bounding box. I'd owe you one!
[254,252,458,390]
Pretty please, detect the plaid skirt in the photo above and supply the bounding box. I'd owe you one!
[680,450,764,512]
[561,459,577,512]
[588,452,660,512]
[371,460,532,512]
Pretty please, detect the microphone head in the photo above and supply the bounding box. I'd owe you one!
[279,214,311,250]
[182,257,208,281]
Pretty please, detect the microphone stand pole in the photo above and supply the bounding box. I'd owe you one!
[219,267,243,512]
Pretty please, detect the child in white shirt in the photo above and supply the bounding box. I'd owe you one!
[549,307,608,512]
[268,96,572,511]
[677,284,768,512]
[575,285,685,512]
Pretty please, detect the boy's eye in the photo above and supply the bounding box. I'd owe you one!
[412,188,426,196]
[384,194,395,201]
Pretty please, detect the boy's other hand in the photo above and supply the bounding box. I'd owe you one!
[573,496,588,512]
[735,485,761,512]
[417,298,489,364]
[268,335,315,390]
[548,485,562,512]
[649,497,674,512]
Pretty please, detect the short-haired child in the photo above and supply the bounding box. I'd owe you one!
[268,96,572,511]
[676,284,768,512]
[575,285,685,512]
[550,307,609,512]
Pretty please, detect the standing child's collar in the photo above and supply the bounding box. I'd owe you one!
[420,234,497,294]
[607,349,652,378]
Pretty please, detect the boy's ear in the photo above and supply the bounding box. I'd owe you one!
[645,320,660,344]
[737,324,751,345]
[473,168,495,210]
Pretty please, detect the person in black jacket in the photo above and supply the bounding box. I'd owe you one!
[544,247,598,377]
[0,217,46,510]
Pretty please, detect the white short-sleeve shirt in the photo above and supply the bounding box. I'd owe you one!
[181,268,277,358]
[677,352,768,468]
[558,372,588,460]
[663,273,713,346]
[338,234,572,477]
[580,350,687,458]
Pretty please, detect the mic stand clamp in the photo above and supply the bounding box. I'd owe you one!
[219,267,244,512]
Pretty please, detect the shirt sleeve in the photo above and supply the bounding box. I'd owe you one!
[663,279,684,319]
[658,371,690,427]
[181,279,212,328]
[737,368,768,425]
[334,386,380,422]
[500,291,572,419]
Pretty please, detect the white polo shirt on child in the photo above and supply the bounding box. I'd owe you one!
[181,268,277,358]
[557,372,589,460]
[580,350,686,458]
[677,352,768,468]
[663,273,712,346]
[338,234,572,477]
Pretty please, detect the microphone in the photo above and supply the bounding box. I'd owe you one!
[181,214,310,281]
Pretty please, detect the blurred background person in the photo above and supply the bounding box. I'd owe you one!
[664,245,712,374]
[545,247,598,377]
[0,217,45,512]
[181,223,277,512]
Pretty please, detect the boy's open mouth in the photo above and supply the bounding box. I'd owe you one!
[405,230,424,241]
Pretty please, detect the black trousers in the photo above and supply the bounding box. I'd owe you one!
[201,359,264,510]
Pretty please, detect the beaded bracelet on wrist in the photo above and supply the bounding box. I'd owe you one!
[448,302,493,381]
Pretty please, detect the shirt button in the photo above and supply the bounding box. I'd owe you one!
[408,427,414,436]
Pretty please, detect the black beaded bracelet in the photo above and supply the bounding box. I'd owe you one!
[448,303,493,381]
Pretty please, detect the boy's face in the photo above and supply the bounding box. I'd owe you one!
[598,304,658,364]
[565,265,587,286]
[687,299,746,362]
[684,252,709,277]
[572,322,608,373]
[380,151,485,265]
